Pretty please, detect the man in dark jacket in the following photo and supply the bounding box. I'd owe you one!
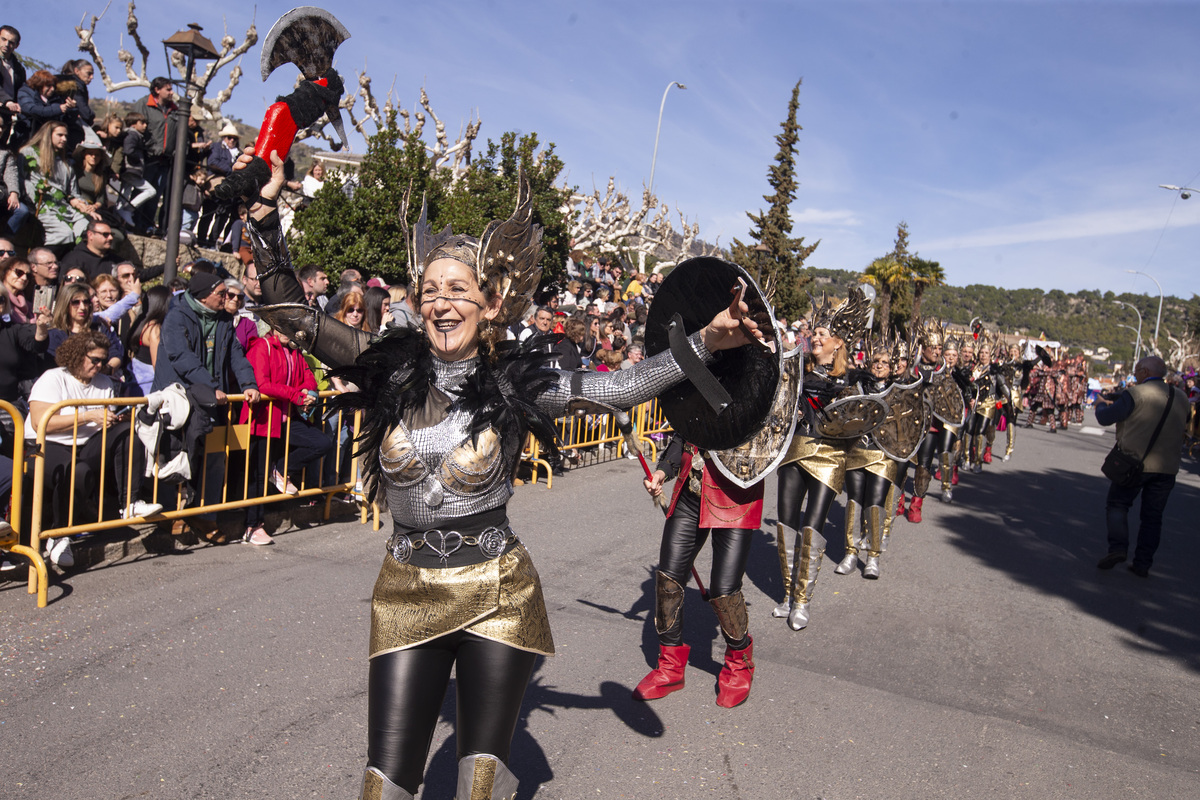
[1094,356,1189,577]
[0,25,24,116]
[59,220,117,279]
[132,77,176,231]
[152,272,260,531]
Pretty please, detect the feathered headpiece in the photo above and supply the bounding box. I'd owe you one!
[401,169,544,343]
[809,286,870,344]
[916,317,947,348]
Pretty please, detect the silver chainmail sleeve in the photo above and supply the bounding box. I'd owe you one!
[536,330,714,417]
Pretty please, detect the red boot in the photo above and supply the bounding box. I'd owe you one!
[905,496,924,524]
[896,494,906,516]
[715,638,755,708]
[982,446,993,464]
[633,644,690,700]
[951,466,960,485]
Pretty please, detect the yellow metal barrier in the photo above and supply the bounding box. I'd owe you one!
[0,401,49,608]
[27,392,362,584]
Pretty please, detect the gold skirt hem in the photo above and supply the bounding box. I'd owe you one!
[369,543,555,658]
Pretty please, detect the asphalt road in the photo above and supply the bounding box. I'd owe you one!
[3,414,1199,800]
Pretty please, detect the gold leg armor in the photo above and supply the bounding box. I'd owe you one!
[361,767,415,800]
[1005,420,1015,459]
[773,523,796,618]
[971,436,985,472]
[835,499,861,574]
[786,526,826,631]
[939,452,954,502]
[881,483,897,552]
[709,590,750,645]
[654,570,685,637]
[862,506,884,579]
[457,754,519,800]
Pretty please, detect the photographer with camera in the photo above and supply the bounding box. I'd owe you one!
[1094,356,1189,577]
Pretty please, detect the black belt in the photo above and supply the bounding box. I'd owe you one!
[388,526,518,567]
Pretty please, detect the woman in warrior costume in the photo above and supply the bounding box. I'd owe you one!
[773,289,871,631]
[905,321,961,519]
[964,331,1000,474]
[635,433,761,708]
[928,337,962,493]
[837,338,901,579]
[241,154,759,800]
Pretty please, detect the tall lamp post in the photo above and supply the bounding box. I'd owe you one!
[648,81,686,198]
[1125,269,1163,356]
[1115,324,1141,364]
[162,24,219,283]
[1111,299,1143,361]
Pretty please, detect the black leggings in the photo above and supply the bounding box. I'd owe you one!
[844,467,890,510]
[914,425,957,470]
[657,488,753,647]
[777,462,837,533]
[367,631,538,795]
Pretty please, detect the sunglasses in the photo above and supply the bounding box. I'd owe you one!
[10,268,27,278]
[85,355,105,366]
[226,293,243,300]
[345,307,364,314]
[0,248,15,256]
[65,275,87,283]
[70,298,90,307]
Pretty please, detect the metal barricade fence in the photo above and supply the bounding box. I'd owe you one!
[521,400,672,486]
[26,392,362,599]
[0,400,49,608]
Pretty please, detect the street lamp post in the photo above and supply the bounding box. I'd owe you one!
[648,81,686,198]
[1111,299,1143,361]
[1115,324,1140,362]
[1125,270,1163,356]
[162,24,219,284]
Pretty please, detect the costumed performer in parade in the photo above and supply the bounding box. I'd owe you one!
[904,320,965,518]
[636,433,762,707]
[774,288,877,630]
[240,154,761,799]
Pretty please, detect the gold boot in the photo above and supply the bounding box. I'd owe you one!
[786,526,826,631]
[457,754,519,800]
[1005,419,1015,461]
[361,767,415,800]
[773,523,796,618]
[880,483,897,552]
[862,505,884,579]
[940,451,955,503]
[834,499,861,574]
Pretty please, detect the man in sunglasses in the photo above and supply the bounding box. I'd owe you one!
[60,220,119,280]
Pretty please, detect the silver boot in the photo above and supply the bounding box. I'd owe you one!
[457,754,519,800]
[361,767,415,800]
[835,499,861,575]
[787,526,826,631]
[862,506,883,580]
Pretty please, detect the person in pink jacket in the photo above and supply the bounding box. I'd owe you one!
[239,331,332,544]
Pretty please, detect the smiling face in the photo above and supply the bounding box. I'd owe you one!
[419,259,499,361]
[870,353,891,379]
[95,280,119,309]
[810,326,843,366]
[3,261,28,294]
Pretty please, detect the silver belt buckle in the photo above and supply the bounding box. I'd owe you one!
[477,526,508,559]
[424,530,463,564]
[388,532,414,564]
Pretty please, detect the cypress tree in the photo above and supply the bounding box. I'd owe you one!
[730,79,819,321]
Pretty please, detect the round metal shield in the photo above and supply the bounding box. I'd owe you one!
[645,257,781,451]
[814,393,890,439]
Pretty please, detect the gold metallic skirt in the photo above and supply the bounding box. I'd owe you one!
[782,435,851,492]
[369,543,555,658]
[847,444,900,482]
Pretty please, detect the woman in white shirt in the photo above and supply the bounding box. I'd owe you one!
[25,330,160,567]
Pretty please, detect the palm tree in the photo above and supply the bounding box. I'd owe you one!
[862,255,910,332]
[910,257,945,325]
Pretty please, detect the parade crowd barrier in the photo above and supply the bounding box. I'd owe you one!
[2,395,670,609]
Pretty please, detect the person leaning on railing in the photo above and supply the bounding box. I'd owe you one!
[238,330,332,546]
[24,329,162,568]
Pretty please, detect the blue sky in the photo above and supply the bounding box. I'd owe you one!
[11,1,1200,299]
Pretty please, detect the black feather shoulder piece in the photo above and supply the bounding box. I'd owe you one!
[326,327,432,501]
[454,333,564,473]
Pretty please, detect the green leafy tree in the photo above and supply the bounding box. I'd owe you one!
[291,115,571,288]
[730,79,819,320]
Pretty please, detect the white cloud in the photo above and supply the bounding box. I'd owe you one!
[924,207,1200,250]
[793,207,863,227]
